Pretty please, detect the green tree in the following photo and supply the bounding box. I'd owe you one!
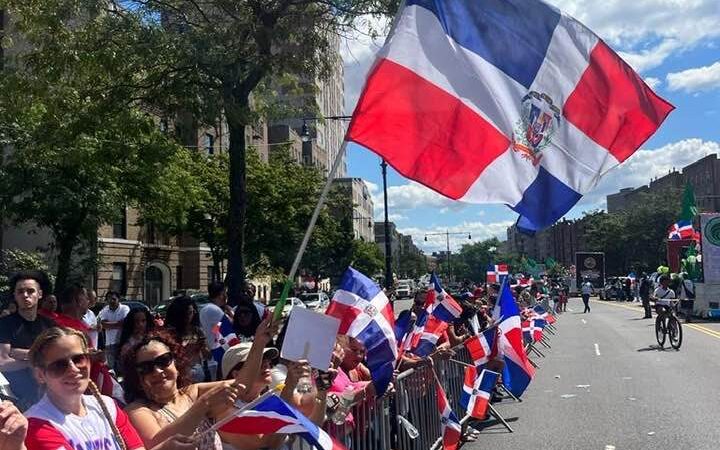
[142,149,228,282]
[582,188,681,275]
[2,0,396,299]
[0,249,54,298]
[453,238,501,282]
[0,33,193,293]
[349,241,385,278]
[397,252,428,279]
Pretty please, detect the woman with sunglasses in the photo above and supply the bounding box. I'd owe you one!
[23,327,145,450]
[219,343,316,450]
[123,318,278,450]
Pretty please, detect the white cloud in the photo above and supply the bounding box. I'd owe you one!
[552,0,720,72]
[666,61,720,92]
[644,77,662,90]
[618,39,681,73]
[399,220,514,253]
[385,213,407,222]
[341,15,389,114]
[573,138,720,211]
[370,180,466,217]
[364,180,379,194]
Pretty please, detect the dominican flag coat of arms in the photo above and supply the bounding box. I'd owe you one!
[346,0,673,232]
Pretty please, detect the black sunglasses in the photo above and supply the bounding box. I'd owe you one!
[43,353,90,377]
[136,352,174,376]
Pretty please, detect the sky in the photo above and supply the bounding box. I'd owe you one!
[338,0,720,254]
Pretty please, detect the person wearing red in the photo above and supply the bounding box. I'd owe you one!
[24,327,144,450]
[55,285,122,399]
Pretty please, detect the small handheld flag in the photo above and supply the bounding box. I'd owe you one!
[429,273,463,322]
[435,378,461,450]
[498,281,536,397]
[326,267,397,395]
[218,394,346,450]
[460,367,500,420]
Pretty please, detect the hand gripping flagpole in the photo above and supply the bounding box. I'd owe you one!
[205,383,285,434]
[273,141,349,322]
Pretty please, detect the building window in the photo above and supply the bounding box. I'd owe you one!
[111,263,127,295]
[203,133,215,155]
[176,265,183,290]
[112,208,127,239]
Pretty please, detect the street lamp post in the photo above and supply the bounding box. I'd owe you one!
[424,230,472,283]
[381,159,393,291]
[299,116,393,290]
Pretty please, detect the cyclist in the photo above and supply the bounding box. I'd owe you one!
[652,275,676,314]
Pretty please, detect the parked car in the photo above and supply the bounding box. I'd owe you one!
[122,300,150,312]
[151,293,210,318]
[396,283,412,299]
[299,292,330,311]
[268,297,305,318]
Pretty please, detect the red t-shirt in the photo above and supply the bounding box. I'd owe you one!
[53,314,91,341]
[25,394,143,450]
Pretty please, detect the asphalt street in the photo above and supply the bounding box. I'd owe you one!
[454,297,720,450]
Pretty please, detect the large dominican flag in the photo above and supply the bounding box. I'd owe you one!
[346,0,673,232]
[498,281,536,397]
[219,394,345,450]
[326,267,397,395]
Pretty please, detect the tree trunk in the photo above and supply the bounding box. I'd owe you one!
[54,234,78,296]
[225,104,249,302]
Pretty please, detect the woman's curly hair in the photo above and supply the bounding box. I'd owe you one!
[121,329,193,404]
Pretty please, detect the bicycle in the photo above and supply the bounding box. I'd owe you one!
[654,300,682,350]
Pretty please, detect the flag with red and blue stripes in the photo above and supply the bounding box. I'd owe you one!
[461,367,499,420]
[219,394,346,450]
[436,379,461,450]
[498,281,536,397]
[326,267,397,395]
[347,0,672,232]
[428,272,463,322]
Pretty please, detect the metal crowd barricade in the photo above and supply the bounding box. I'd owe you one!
[395,364,441,450]
[289,343,477,450]
[288,390,393,450]
[436,345,472,413]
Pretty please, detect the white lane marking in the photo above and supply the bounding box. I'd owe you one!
[568,308,575,312]
[581,319,587,324]
[594,343,601,356]
[605,446,616,450]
